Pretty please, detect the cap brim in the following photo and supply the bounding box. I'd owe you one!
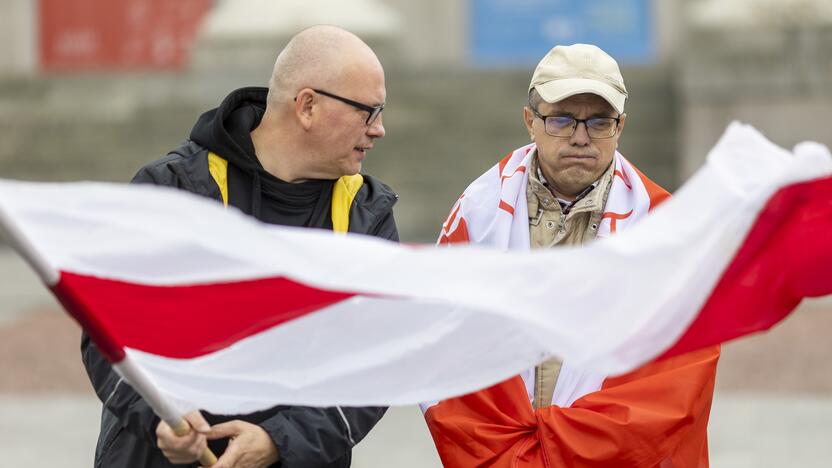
[534,78,626,114]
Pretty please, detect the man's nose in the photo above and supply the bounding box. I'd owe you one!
[569,122,591,146]
[367,114,385,138]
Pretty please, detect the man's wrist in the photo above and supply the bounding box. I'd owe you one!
[255,423,281,465]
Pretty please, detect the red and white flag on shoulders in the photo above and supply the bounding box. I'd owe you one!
[0,122,830,422]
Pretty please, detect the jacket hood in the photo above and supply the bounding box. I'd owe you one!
[189,86,268,175]
[189,86,324,220]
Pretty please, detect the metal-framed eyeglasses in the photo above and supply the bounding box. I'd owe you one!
[529,107,621,139]
[312,89,385,125]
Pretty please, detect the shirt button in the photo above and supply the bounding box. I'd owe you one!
[546,220,556,229]
[542,198,551,206]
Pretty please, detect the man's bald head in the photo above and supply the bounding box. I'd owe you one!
[268,25,383,105]
[251,25,386,183]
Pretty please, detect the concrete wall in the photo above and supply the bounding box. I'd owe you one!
[380,0,466,67]
[0,0,37,76]
[190,0,403,78]
[654,0,684,63]
[678,25,832,179]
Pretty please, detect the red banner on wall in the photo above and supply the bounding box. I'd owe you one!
[39,0,213,71]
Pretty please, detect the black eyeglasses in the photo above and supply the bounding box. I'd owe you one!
[530,107,621,139]
[313,89,384,125]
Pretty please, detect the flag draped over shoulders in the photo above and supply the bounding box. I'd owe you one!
[438,143,666,248]
[426,140,720,467]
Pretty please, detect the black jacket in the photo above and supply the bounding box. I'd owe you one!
[82,88,398,468]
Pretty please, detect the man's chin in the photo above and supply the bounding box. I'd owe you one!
[341,164,362,177]
[553,171,602,195]
[560,167,597,182]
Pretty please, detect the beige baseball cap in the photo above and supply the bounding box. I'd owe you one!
[529,44,627,114]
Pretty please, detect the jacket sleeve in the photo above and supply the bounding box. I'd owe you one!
[258,406,386,467]
[81,332,161,443]
[534,346,720,467]
[369,210,399,242]
[131,165,160,184]
[130,157,183,187]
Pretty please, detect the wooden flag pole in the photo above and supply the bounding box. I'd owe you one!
[114,359,220,465]
[172,420,219,466]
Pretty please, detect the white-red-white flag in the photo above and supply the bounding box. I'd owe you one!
[0,122,829,422]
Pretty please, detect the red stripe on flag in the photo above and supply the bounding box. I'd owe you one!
[57,272,357,359]
[52,278,126,363]
[500,166,526,188]
[498,200,515,215]
[659,176,832,360]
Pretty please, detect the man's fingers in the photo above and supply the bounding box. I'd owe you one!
[208,443,241,468]
[156,417,208,464]
[206,421,241,440]
[158,423,198,448]
[184,410,211,434]
[157,420,194,450]
[156,420,174,441]
[208,421,279,468]
[160,434,207,463]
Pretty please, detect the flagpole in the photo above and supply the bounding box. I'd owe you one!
[115,359,218,466]
[0,195,218,466]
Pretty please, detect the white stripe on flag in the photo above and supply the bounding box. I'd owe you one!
[0,122,829,415]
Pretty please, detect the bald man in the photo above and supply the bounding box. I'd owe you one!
[81,26,397,468]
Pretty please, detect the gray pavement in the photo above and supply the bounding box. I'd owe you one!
[0,395,100,467]
[709,393,832,468]
[0,247,830,467]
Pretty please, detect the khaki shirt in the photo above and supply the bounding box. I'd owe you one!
[527,152,615,408]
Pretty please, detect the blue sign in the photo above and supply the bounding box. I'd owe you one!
[471,0,655,66]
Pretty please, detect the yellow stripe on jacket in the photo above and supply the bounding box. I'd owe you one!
[331,174,363,233]
[207,153,361,232]
[207,152,229,207]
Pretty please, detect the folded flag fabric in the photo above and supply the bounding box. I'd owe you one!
[0,123,829,423]
[431,140,672,408]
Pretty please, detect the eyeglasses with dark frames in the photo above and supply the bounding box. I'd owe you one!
[529,107,621,139]
[311,89,384,125]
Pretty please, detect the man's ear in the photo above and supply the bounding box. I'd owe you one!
[523,107,535,141]
[616,112,627,138]
[294,88,316,130]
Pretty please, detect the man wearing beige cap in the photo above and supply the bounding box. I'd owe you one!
[422,44,720,467]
